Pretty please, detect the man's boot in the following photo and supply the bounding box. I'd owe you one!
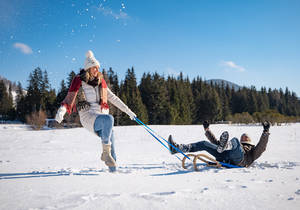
[168,135,191,154]
[217,131,229,153]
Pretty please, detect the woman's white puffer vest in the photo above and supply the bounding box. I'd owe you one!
[79,81,132,133]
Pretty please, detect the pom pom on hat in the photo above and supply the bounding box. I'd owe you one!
[86,50,94,58]
[84,50,100,70]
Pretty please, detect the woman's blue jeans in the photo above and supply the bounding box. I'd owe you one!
[94,114,116,161]
[189,138,244,165]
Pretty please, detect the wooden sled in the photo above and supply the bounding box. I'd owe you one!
[182,153,241,170]
[182,154,222,171]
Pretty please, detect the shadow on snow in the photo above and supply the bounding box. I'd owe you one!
[0,169,105,180]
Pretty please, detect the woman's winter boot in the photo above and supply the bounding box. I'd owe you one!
[101,143,117,171]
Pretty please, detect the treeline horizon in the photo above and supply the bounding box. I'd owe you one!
[1,67,300,125]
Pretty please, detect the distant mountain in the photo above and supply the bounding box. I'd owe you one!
[205,79,242,91]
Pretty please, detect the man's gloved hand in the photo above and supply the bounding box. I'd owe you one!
[262,121,270,133]
[203,120,209,130]
[55,106,67,123]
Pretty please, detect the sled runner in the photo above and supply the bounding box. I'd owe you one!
[182,153,242,170]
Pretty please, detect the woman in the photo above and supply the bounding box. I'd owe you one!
[168,121,270,167]
[55,50,136,172]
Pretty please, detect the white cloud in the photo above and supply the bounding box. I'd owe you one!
[97,5,129,20]
[221,61,245,72]
[13,42,33,54]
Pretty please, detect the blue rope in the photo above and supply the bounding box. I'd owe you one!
[135,118,182,161]
[135,117,191,160]
[135,119,170,151]
[219,162,242,168]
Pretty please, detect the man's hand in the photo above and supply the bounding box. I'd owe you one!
[262,121,270,133]
[203,120,209,130]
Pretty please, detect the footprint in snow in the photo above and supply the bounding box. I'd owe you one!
[200,187,209,193]
[81,194,98,201]
[134,191,176,201]
[153,191,176,196]
[0,160,10,164]
[98,193,121,198]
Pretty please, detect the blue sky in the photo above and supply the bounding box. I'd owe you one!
[0,0,299,95]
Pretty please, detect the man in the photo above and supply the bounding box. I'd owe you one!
[168,121,270,167]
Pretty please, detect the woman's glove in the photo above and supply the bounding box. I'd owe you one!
[127,110,137,120]
[55,106,67,123]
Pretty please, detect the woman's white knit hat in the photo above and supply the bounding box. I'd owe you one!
[84,50,100,70]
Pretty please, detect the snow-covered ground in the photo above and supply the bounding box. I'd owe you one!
[1,123,300,210]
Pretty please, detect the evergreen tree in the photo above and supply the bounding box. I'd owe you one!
[0,80,11,119]
[139,73,152,115]
[290,92,300,116]
[167,73,193,124]
[278,88,286,114]
[284,88,299,116]
[67,71,76,88]
[178,74,194,124]
[166,76,180,124]
[106,68,121,125]
[195,86,222,122]
[257,87,269,112]
[268,88,280,112]
[219,83,231,120]
[8,83,13,106]
[139,72,169,124]
[56,70,80,126]
[248,87,258,114]
[119,67,148,125]
[25,68,43,112]
[191,77,205,124]
[46,88,57,118]
[231,88,248,114]
[56,79,68,105]
[41,70,57,117]
[7,83,16,120]
[17,67,56,122]
[41,70,50,94]
[56,69,75,109]
[16,82,26,121]
[16,82,24,104]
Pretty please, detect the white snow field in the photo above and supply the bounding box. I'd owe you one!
[1,123,300,210]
